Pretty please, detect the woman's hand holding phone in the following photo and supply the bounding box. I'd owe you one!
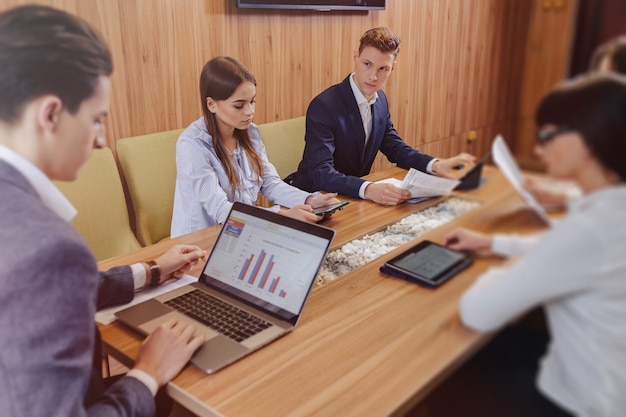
[312,201,349,216]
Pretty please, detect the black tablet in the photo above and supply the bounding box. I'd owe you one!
[380,240,473,288]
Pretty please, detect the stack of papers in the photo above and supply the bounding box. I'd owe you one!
[377,168,460,203]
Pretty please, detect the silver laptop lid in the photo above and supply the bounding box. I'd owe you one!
[199,202,335,326]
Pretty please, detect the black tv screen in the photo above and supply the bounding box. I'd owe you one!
[238,0,385,11]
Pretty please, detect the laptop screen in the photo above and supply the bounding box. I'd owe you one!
[200,203,334,324]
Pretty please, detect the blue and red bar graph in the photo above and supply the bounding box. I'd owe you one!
[247,250,267,285]
[238,251,286,297]
[258,255,275,289]
[269,276,280,294]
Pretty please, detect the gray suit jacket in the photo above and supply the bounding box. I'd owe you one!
[0,160,155,417]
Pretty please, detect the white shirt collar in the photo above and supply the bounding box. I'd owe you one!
[0,144,77,222]
[349,72,378,107]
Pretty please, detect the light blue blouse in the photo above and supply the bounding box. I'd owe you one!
[171,117,312,237]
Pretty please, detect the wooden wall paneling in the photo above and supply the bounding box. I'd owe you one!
[425,0,446,142]
[448,1,471,137]
[493,1,514,124]
[461,0,483,138]
[173,1,214,129]
[513,0,577,164]
[0,0,576,176]
[441,2,460,140]
[480,1,502,130]
[469,0,492,134]
[392,0,425,146]
[441,0,461,140]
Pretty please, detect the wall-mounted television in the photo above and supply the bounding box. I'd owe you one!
[237,0,385,11]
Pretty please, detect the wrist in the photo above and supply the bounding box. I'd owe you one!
[430,160,440,175]
[127,368,160,395]
[363,182,373,200]
[144,260,161,287]
[359,181,371,200]
[305,191,321,206]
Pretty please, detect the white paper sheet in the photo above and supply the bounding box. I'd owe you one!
[376,168,460,199]
[491,135,552,225]
[95,274,198,325]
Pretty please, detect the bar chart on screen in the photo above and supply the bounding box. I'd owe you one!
[204,220,325,314]
[237,250,286,298]
[233,241,310,303]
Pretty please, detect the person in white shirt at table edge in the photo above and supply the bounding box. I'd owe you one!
[444,73,626,417]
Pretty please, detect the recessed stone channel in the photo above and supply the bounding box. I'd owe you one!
[316,197,481,285]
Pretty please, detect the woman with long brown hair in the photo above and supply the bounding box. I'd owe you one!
[171,56,337,237]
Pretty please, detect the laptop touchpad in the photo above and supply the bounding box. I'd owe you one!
[192,336,250,374]
[139,311,219,340]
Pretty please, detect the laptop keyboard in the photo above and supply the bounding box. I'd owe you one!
[164,289,272,342]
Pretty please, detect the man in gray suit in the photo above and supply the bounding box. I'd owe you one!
[0,5,207,417]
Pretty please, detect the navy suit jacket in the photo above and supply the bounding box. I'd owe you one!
[291,75,434,197]
[0,160,154,417]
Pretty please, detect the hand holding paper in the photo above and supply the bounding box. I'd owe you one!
[401,168,461,196]
[376,168,460,202]
[492,135,552,225]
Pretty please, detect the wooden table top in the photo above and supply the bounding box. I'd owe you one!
[98,165,551,417]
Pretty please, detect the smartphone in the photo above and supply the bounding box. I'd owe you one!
[312,201,349,216]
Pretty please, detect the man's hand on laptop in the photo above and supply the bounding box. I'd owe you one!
[133,318,206,387]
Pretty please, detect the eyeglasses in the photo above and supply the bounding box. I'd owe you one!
[536,127,572,146]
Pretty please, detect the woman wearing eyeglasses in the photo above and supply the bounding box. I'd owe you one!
[436,74,626,416]
[524,35,626,209]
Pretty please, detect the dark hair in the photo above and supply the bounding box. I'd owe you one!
[359,27,401,57]
[0,5,113,123]
[199,56,263,193]
[536,74,626,182]
[589,35,626,74]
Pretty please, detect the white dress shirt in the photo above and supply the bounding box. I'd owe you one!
[349,73,378,145]
[171,118,314,237]
[347,74,438,199]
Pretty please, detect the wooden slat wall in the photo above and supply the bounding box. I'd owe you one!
[2,0,576,172]
[515,0,579,167]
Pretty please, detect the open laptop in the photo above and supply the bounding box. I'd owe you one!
[115,202,335,373]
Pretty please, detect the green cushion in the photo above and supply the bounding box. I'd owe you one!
[55,148,141,261]
[117,129,184,246]
[257,116,306,179]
